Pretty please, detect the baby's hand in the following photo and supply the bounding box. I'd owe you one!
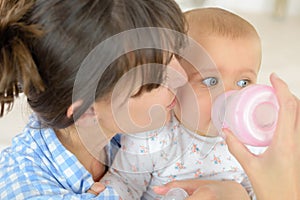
[87,182,106,195]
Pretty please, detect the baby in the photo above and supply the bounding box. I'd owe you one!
[101,7,264,200]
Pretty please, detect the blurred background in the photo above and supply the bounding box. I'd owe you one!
[0,0,299,150]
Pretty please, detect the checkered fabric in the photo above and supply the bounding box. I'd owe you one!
[0,116,120,200]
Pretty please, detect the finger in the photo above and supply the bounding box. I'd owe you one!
[185,185,215,200]
[152,186,170,195]
[270,73,297,142]
[87,189,98,195]
[295,95,300,132]
[223,128,256,173]
[167,180,208,195]
[185,187,206,200]
[293,95,300,146]
[154,180,209,195]
[88,182,106,195]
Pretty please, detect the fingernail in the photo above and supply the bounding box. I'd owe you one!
[272,73,279,79]
[152,185,168,194]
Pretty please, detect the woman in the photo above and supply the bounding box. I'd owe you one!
[0,0,187,199]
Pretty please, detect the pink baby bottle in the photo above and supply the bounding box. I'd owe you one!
[211,84,279,146]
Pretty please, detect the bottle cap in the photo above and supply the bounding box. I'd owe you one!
[212,84,279,146]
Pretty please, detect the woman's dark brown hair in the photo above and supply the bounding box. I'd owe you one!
[0,0,186,128]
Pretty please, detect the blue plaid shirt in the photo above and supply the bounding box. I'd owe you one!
[0,116,120,200]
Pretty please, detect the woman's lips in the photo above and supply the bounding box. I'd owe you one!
[167,98,177,110]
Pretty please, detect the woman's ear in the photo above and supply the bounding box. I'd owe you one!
[67,101,97,127]
[67,100,83,118]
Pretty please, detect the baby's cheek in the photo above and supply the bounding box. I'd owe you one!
[197,94,212,115]
[197,96,213,126]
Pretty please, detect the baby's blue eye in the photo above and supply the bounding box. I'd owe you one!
[237,79,250,88]
[202,77,218,87]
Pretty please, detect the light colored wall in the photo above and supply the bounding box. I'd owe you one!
[176,0,300,15]
[0,95,30,149]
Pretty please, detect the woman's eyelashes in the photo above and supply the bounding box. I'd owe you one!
[202,77,218,87]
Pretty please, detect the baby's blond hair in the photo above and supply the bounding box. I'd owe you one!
[185,7,259,39]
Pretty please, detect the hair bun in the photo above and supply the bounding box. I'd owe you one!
[0,0,45,117]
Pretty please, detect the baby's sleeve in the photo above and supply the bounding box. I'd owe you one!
[101,134,154,200]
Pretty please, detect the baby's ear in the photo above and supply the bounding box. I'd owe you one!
[67,101,97,127]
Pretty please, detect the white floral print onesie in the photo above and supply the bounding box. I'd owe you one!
[101,114,264,200]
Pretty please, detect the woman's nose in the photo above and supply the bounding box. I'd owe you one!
[166,57,188,90]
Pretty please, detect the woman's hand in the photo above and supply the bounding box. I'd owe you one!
[153,179,250,200]
[224,73,300,200]
[87,182,106,195]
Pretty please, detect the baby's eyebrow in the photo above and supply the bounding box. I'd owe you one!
[189,70,218,81]
[243,69,258,76]
[190,68,219,76]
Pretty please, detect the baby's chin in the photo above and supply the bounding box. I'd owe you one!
[197,124,220,137]
[207,124,220,137]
